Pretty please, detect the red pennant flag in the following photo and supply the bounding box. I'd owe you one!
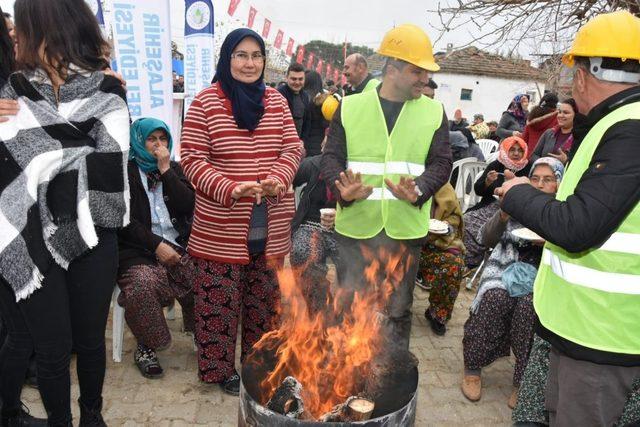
[296,46,305,64]
[228,0,241,16]
[315,59,323,74]
[326,64,332,80]
[247,6,257,28]
[333,69,340,83]
[261,19,271,39]
[286,38,295,56]
[274,30,284,49]
[341,73,347,86]
[306,52,315,70]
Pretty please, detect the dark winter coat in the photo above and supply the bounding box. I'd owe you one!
[502,85,640,366]
[118,161,195,273]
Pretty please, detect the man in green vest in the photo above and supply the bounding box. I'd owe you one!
[496,11,640,425]
[322,24,452,349]
[343,53,380,96]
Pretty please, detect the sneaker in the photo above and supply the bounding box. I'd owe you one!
[220,370,241,396]
[415,276,432,291]
[1,403,47,427]
[425,310,446,336]
[134,344,164,379]
[461,374,482,402]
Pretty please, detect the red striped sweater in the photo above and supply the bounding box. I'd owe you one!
[180,83,302,264]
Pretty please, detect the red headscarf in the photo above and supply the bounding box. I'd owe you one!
[498,136,529,171]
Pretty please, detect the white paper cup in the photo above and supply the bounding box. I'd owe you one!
[319,208,336,217]
[319,208,336,229]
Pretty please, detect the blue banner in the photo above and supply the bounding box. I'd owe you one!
[184,0,215,116]
[185,0,214,36]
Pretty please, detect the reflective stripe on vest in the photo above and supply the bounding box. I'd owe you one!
[347,161,426,176]
[336,90,442,240]
[534,101,640,354]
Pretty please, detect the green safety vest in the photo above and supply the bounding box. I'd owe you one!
[534,101,640,354]
[336,90,443,240]
[363,78,380,92]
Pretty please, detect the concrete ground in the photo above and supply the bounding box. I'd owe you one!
[21,280,516,426]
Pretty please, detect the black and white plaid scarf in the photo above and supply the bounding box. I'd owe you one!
[0,69,130,300]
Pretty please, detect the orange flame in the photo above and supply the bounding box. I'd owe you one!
[250,244,413,419]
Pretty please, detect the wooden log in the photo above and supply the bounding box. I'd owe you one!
[346,397,375,421]
[320,396,374,422]
[266,376,305,418]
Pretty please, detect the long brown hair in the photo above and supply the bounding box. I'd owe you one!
[14,0,109,78]
[0,7,15,81]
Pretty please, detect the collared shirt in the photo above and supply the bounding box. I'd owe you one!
[139,168,181,248]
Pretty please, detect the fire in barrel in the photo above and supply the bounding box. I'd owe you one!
[240,246,419,425]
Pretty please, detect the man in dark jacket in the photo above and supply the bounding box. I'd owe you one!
[343,53,380,96]
[496,11,640,425]
[278,62,309,139]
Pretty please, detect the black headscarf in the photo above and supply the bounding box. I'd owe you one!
[212,28,266,131]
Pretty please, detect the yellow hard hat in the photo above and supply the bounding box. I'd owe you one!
[321,94,340,122]
[377,24,440,72]
[562,10,640,67]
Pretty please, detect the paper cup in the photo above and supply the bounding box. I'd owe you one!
[319,208,336,217]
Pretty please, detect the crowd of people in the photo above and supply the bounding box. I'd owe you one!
[0,1,638,426]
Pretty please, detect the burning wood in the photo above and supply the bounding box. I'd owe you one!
[320,396,376,422]
[266,376,306,418]
[248,248,414,419]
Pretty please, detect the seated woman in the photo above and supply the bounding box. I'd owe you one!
[117,118,196,379]
[418,183,465,336]
[463,136,532,268]
[529,98,577,164]
[460,157,565,408]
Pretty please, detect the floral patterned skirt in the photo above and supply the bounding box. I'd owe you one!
[419,245,465,324]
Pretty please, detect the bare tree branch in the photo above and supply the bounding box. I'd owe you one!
[429,0,640,53]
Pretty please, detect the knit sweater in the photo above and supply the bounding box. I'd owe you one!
[180,82,302,264]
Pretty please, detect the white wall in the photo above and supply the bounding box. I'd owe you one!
[434,72,546,124]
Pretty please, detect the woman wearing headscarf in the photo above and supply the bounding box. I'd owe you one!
[117,118,195,379]
[463,136,532,268]
[417,183,465,336]
[180,28,302,395]
[497,94,530,140]
[460,158,564,409]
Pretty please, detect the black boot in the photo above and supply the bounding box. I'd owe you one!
[78,398,106,427]
[1,403,47,427]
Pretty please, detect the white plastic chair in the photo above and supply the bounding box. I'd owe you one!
[451,157,478,200]
[459,162,487,212]
[485,150,499,163]
[476,139,499,160]
[111,286,125,363]
[111,286,179,363]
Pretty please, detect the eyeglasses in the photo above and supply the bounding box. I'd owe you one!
[530,176,557,185]
[231,51,266,64]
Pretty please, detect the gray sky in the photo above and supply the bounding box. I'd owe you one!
[0,0,534,58]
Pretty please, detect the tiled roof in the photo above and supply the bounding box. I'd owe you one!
[435,46,546,81]
[367,46,546,81]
